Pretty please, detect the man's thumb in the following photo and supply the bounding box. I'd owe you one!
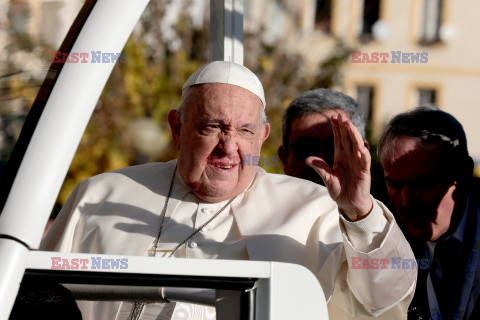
[306,156,331,181]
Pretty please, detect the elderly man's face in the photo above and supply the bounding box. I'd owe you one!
[381,136,457,241]
[279,109,348,185]
[168,83,270,202]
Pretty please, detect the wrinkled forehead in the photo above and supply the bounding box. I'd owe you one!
[183,83,264,122]
[289,109,348,141]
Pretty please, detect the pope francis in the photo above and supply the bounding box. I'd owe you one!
[42,61,416,320]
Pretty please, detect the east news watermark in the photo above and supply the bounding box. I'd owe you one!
[51,51,128,64]
[51,256,128,270]
[351,257,430,270]
[351,51,429,64]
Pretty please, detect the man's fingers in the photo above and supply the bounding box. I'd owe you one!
[306,156,332,181]
[335,115,353,152]
[353,145,369,171]
[345,117,364,149]
[337,115,352,152]
[331,116,343,152]
[344,116,370,167]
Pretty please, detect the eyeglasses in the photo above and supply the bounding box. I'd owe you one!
[286,136,335,163]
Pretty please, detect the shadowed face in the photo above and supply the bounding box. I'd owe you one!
[279,109,348,185]
[381,136,457,241]
[168,83,270,202]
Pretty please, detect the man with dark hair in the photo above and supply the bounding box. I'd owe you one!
[377,105,480,320]
[279,88,368,185]
[278,88,390,205]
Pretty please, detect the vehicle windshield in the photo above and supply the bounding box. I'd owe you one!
[1,0,84,177]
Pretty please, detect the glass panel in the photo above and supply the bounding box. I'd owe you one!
[0,0,85,178]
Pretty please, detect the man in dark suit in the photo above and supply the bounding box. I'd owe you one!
[278,88,390,204]
[278,88,367,185]
[378,105,480,320]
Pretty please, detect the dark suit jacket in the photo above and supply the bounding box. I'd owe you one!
[408,186,480,320]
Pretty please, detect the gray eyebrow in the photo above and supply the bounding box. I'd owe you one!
[240,123,259,129]
[200,118,259,129]
[200,118,224,124]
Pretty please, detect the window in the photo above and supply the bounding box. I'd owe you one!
[419,0,442,45]
[356,85,374,126]
[359,0,380,40]
[314,0,332,33]
[417,88,437,106]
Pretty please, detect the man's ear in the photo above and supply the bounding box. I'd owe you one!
[168,110,181,150]
[261,123,271,143]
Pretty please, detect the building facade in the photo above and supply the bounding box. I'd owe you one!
[246,0,480,167]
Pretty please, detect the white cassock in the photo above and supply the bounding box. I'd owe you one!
[42,160,416,320]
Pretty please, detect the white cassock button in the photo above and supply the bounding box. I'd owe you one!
[201,208,208,213]
[202,226,209,232]
[189,241,198,248]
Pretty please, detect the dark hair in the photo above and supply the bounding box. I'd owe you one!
[378,105,473,180]
[282,88,365,146]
